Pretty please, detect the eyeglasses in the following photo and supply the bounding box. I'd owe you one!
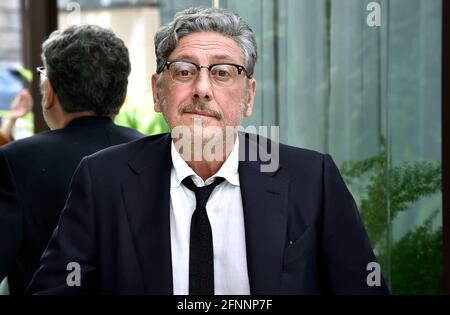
[160,60,251,87]
[36,66,46,77]
[36,66,57,93]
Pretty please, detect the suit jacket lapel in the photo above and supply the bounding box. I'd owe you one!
[119,132,289,295]
[238,133,289,294]
[121,134,173,294]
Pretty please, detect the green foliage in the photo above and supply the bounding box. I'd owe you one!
[114,94,170,136]
[340,137,442,294]
[385,211,442,294]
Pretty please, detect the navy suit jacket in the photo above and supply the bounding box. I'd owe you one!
[0,116,143,295]
[28,132,389,294]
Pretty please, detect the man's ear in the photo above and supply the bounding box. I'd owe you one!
[243,78,256,117]
[151,73,162,112]
[43,79,55,110]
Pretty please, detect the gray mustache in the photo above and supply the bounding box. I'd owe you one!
[180,103,223,120]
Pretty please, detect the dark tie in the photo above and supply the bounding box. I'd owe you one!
[182,176,225,295]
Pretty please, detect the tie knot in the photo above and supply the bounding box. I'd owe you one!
[182,176,225,209]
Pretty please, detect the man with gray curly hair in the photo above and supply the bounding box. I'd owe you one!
[29,8,388,295]
[0,24,142,295]
[40,24,132,127]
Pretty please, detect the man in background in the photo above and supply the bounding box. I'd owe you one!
[0,24,143,295]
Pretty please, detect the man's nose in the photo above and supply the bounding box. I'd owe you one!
[192,68,213,101]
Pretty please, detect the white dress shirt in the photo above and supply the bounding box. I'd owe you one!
[170,137,250,295]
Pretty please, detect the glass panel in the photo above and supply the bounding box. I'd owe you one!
[0,0,26,294]
[0,0,33,141]
[387,0,442,294]
[57,0,210,135]
[220,0,442,294]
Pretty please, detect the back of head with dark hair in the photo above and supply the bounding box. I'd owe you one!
[41,24,131,116]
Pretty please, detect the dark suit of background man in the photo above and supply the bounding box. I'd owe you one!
[29,8,390,295]
[0,25,143,295]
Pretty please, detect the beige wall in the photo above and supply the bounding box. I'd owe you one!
[58,6,160,100]
[0,0,21,65]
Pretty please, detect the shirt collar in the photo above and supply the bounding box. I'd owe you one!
[170,136,240,188]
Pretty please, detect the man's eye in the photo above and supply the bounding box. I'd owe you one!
[212,69,232,80]
[178,69,192,76]
[217,70,230,77]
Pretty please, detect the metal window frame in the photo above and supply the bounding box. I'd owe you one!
[442,0,450,295]
[20,0,57,133]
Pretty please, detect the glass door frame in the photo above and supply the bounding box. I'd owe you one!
[442,0,450,295]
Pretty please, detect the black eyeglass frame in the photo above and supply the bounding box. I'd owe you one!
[36,66,46,77]
[158,60,252,79]
[36,66,57,93]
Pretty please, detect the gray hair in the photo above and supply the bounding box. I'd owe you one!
[154,7,257,78]
[41,24,131,116]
